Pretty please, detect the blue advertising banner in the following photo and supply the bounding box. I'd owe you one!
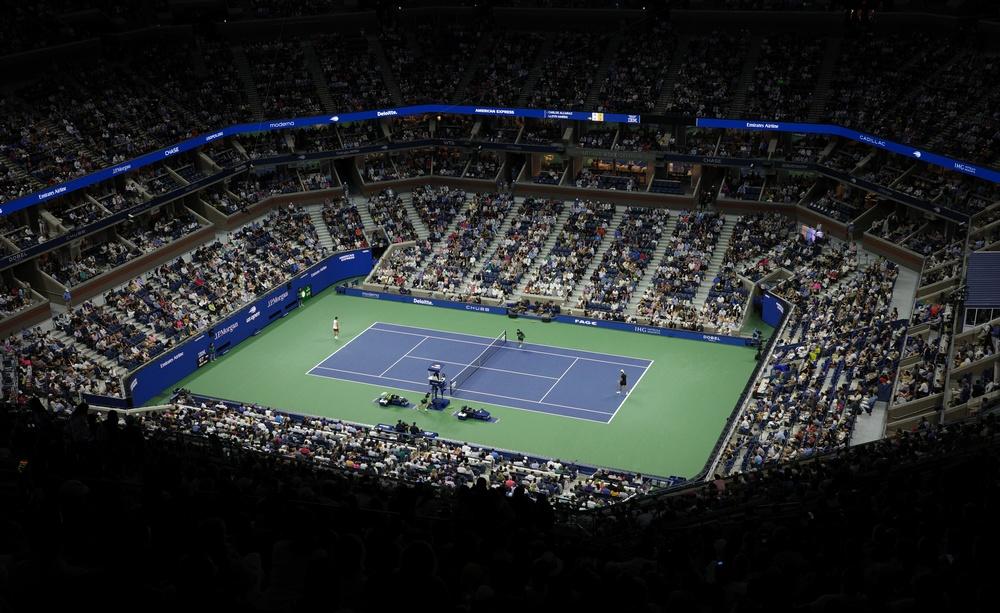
[127,248,373,406]
[6,103,996,220]
[0,105,636,217]
[695,117,1000,185]
[340,287,751,346]
[553,314,751,347]
[761,291,789,328]
[338,286,508,315]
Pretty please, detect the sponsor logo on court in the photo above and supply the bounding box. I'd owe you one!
[309,265,328,278]
[338,253,355,262]
[702,335,722,343]
[413,298,434,306]
[361,292,380,299]
[574,318,599,327]
[633,326,662,336]
[464,305,491,313]
[130,378,138,391]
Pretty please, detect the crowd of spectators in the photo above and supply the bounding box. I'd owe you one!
[392,150,432,179]
[745,34,823,121]
[412,192,513,294]
[637,211,724,329]
[663,30,746,118]
[94,206,324,348]
[362,153,399,183]
[466,198,563,300]
[369,244,426,291]
[57,301,168,371]
[523,200,614,299]
[380,24,479,105]
[40,240,140,288]
[313,34,392,112]
[242,40,323,118]
[722,255,902,473]
[2,385,999,612]
[528,32,604,110]
[321,198,370,252]
[120,210,202,254]
[0,281,34,317]
[895,323,949,404]
[705,213,794,333]
[576,207,668,320]
[367,189,418,242]
[411,185,465,242]
[2,326,121,397]
[464,150,500,180]
[431,147,467,177]
[467,32,543,107]
[594,19,676,113]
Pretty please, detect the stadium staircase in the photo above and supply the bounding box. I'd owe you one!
[564,207,627,307]
[0,152,43,194]
[305,204,339,253]
[584,33,624,109]
[190,38,210,79]
[625,214,678,313]
[806,37,843,122]
[399,192,431,241]
[48,328,118,371]
[691,214,737,310]
[454,199,521,295]
[653,35,691,114]
[727,36,764,117]
[452,34,494,105]
[301,40,337,114]
[367,35,403,106]
[410,197,481,287]
[515,37,555,106]
[511,204,574,297]
[352,196,383,239]
[230,45,265,121]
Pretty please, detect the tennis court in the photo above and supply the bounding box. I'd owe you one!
[307,321,652,423]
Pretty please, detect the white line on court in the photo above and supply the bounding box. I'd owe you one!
[375,321,650,366]
[378,336,428,376]
[373,321,653,364]
[607,359,654,424]
[538,357,579,403]
[371,324,648,369]
[307,321,378,373]
[309,365,614,417]
[404,354,559,380]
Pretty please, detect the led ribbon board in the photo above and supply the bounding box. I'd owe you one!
[3,105,997,217]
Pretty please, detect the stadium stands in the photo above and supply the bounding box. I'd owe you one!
[5,10,1000,591]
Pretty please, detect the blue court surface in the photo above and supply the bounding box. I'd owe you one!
[307,321,653,423]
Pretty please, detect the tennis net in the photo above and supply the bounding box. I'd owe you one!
[451,330,507,391]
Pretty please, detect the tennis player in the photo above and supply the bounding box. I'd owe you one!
[332,316,340,340]
[617,369,628,395]
[516,328,525,348]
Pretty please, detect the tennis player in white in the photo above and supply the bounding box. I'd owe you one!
[332,316,340,340]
